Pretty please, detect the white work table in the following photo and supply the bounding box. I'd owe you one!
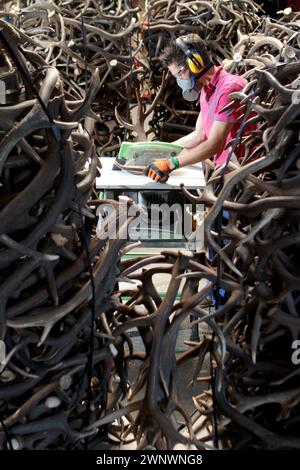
[96,157,206,190]
[95,157,205,249]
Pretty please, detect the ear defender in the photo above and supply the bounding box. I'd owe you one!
[187,53,204,74]
[176,36,212,76]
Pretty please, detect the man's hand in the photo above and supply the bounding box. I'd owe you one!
[144,159,172,182]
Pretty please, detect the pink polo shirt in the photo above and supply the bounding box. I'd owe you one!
[199,66,247,167]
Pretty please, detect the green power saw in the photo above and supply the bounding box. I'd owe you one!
[113,141,183,176]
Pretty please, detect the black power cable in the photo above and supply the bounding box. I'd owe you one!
[209,98,253,448]
[75,189,96,448]
[76,32,97,436]
[78,14,97,449]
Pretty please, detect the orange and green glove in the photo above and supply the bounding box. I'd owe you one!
[144,156,179,183]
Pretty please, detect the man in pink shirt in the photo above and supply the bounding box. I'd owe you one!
[145,34,247,182]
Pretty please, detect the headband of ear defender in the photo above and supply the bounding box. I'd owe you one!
[176,36,212,77]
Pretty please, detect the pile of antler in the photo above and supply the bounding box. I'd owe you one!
[2,1,300,146]
[0,18,139,449]
[87,57,300,447]
[178,60,300,448]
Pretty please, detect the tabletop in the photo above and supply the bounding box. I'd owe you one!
[96,157,206,190]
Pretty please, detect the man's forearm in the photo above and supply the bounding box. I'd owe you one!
[176,140,221,167]
[173,130,206,148]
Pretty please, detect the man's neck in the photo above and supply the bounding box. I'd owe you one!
[198,65,218,87]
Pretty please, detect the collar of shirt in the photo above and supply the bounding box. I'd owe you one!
[203,66,223,101]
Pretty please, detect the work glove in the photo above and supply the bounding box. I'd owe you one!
[144,159,173,183]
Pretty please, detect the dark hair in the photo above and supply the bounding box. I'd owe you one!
[160,44,186,68]
[160,34,211,68]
